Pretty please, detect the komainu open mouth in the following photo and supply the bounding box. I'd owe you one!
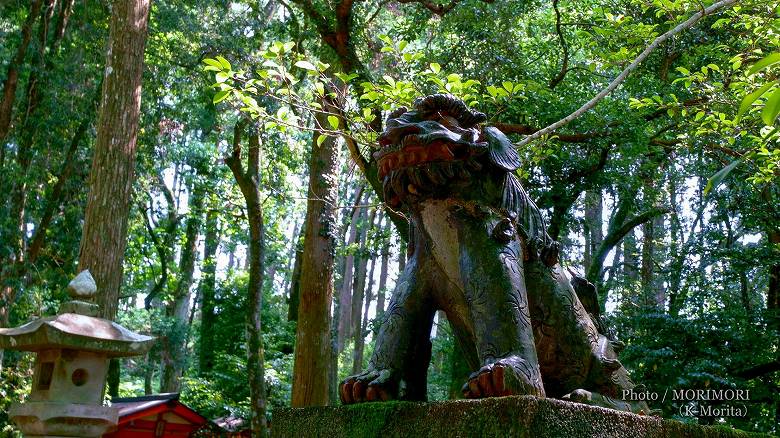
[375,138,485,178]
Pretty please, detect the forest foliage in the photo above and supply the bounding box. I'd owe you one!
[0,0,779,435]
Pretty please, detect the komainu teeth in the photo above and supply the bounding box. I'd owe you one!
[391,170,406,197]
[441,163,454,178]
[466,158,482,171]
[407,169,420,188]
[383,176,395,201]
[453,162,469,179]
[425,165,445,185]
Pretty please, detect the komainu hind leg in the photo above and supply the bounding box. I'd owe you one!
[339,258,435,404]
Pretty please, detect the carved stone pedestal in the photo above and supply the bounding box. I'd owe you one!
[272,396,762,438]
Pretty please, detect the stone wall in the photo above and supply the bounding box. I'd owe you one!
[271,396,764,438]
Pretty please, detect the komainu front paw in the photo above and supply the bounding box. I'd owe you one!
[461,355,544,399]
[339,368,401,404]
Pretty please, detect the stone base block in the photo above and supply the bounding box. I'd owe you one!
[271,396,763,438]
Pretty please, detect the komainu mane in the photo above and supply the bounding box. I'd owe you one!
[340,94,650,414]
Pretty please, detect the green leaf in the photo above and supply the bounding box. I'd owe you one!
[294,60,318,71]
[213,90,230,104]
[761,87,780,125]
[398,40,408,52]
[704,159,741,197]
[747,53,780,76]
[203,58,222,69]
[737,81,775,119]
[327,115,339,130]
[215,56,231,71]
[429,63,441,74]
[317,134,327,147]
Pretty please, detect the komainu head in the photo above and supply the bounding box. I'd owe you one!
[374,94,550,248]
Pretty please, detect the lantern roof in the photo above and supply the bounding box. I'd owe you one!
[0,270,154,357]
[0,312,154,356]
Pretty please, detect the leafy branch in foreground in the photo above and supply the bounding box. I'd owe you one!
[515,0,741,148]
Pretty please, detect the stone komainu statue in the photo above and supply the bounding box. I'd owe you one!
[339,94,649,414]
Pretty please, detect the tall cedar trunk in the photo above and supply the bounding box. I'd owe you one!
[291,98,340,407]
[624,229,639,283]
[144,172,179,308]
[354,214,379,373]
[583,190,603,273]
[606,237,622,291]
[77,0,150,321]
[352,208,377,374]
[640,218,655,308]
[652,214,666,307]
[376,216,391,317]
[350,207,370,335]
[161,183,204,392]
[199,207,220,375]
[226,126,268,436]
[7,0,55,276]
[144,351,154,395]
[0,93,94,354]
[0,0,44,346]
[281,220,301,298]
[667,176,682,312]
[0,0,43,145]
[768,230,780,342]
[337,186,364,349]
[287,245,303,322]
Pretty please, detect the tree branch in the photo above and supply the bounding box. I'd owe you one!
[587,206,670,284]
[549,0,569,89]
[516,0,739,148]
[492,122,611,142]
[734,358,780,380]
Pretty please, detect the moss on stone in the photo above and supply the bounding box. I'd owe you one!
[271,396,767,438]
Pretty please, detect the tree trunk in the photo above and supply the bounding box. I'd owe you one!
[226,125,268,437]
[161,183,204,393]
[640,218,655,308]
[398,236,407,273]
[281,220,301,297]
[337,185,364,350]
[353,213,379,373]
[623,229,639,283]
[583,190,603,273]
[350,207,374,373]
[287,245,303,322]
[77,0,150,321]
[199,207,220,375]
[768,229,780,343]
[0,0,43,145]
[291,97,341,407]
[376,215,391,317]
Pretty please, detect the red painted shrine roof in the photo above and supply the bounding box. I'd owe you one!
[104,393,217,437]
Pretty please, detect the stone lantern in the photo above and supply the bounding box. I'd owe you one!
[0,271,155,437]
